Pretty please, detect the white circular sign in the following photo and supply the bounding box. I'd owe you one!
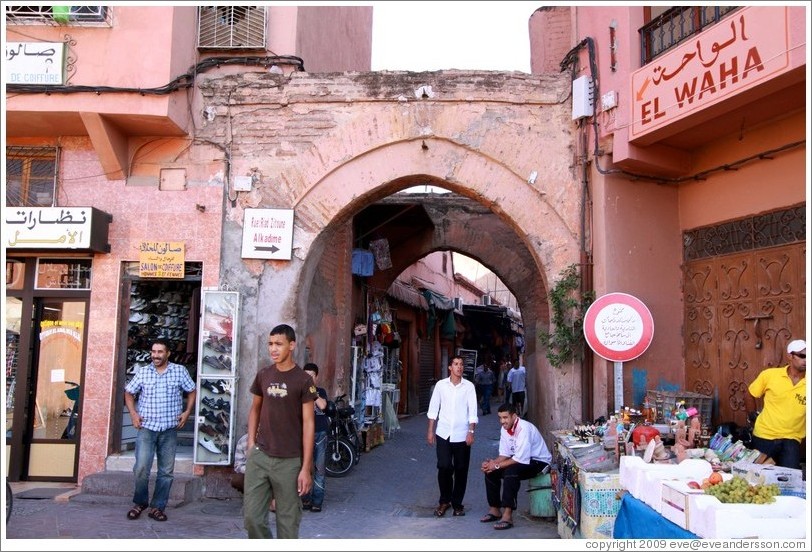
[584,292,654,362]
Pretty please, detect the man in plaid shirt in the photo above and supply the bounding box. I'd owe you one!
[124,337,196,522]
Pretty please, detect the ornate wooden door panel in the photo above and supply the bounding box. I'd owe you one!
[684,243,805,427]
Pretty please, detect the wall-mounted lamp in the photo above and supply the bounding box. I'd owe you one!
[195,203,206,213]
[527,170,538,185]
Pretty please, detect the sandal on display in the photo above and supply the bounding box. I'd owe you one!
[127,504,147,520]
[493,520,513,530]
[479,513,500,523]
[433,503,451,517]
[148,508,168,522]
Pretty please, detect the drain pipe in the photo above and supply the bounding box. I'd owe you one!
[579,121,595,423]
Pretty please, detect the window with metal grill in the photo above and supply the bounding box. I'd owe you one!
[197,5,266,50]
[5,5,111,26]
[5,146,58,208]
[639,6,740,66]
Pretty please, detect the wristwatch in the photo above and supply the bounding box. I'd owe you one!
[468,429,475,434]
[495,463,501,470]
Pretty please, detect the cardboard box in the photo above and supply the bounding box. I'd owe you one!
[620,456,713,512]
[730,461,805,495]
[688,495,807,539]
[660,480,706,529]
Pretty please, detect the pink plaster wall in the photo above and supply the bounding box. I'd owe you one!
[53,137,223,480]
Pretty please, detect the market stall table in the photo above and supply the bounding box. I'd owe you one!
[551,432,623,539]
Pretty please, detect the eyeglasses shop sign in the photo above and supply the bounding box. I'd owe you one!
[241,208,294,260]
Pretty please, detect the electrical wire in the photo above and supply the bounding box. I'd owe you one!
[5,55,305,95]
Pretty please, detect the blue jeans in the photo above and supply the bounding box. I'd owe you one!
[480,385,493,414]
[305,430,327,507]
[750,435,803,470]
[132,427,178,511]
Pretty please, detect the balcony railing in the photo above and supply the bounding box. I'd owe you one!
[639,6,740,66]
[5,5,111,27]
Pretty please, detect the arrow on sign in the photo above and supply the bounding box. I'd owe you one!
[635,76,650,101]
[255,245,280,253]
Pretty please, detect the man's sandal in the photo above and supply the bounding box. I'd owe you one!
[494,520,514,530]
[126,504,147,520]
[148,508,168,522]
[479,513,500,523]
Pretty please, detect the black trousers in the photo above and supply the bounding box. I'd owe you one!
[484,459,547,510]
[436,436,471,509]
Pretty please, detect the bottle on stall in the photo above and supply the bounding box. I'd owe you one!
[604,417,618,451]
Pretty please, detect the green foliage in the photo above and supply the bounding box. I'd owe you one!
[538,264,595,368]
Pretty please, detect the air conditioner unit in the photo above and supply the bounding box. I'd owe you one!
[453,297,463,311]
[481,295,492,306]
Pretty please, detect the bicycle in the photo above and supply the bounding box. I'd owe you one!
[325,394,361,477]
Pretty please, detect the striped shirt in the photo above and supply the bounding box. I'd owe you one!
[125,362,195,432]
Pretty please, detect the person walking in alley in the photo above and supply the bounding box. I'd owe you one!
[427,355,479,518]
[244,324,317,539]
[301,362,329,512]
[124,338,196,522]
[480,402,551,530]
[507,357,527,417]
[474,363,495,415]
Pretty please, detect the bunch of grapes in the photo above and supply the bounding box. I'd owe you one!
[704,476,780,504]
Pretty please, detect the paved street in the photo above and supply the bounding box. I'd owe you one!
[4,401,559,548]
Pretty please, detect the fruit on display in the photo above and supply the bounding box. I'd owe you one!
[708,471,723,485]
[703,475,780,504]
[687,481,702,489]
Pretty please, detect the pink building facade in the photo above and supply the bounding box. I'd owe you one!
[4,5,806,491]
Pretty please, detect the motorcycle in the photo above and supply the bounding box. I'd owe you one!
[325,394,361,477]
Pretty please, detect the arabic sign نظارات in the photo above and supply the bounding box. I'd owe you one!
[630,6,790,140]
[241,208,294,260]
[583,292,654,362]
[5,207,96,249]
[139,241,185,278]
[5,42,64,85]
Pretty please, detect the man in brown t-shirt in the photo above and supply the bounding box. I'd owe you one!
[243,324,317,539]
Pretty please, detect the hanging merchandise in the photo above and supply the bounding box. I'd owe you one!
[363,341,384,408]
[368,238,393,270]
[351,249,375,276]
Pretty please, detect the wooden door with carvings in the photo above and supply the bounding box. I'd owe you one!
[684,243,805,428]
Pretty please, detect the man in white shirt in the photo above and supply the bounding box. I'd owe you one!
[479,402,551,530]
[426,356,479,518]
[507,358,527,417]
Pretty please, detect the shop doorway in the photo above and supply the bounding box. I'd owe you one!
[6,295,88,482]
[111,264,202,455]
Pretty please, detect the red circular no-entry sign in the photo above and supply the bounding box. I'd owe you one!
[583,292,654,362]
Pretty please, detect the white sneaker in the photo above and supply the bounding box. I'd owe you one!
[198,435,222,454]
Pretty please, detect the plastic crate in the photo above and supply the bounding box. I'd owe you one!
[647,390,712,424]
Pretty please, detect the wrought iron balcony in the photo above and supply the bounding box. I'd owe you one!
[639,6,740,66]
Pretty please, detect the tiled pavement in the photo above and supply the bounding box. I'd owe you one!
[4,399,559,547]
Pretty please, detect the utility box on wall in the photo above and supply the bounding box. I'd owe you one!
[572,75,594,120]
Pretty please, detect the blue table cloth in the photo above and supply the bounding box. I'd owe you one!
[613,493,700,539]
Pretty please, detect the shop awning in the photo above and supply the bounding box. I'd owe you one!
[386,280,428,310]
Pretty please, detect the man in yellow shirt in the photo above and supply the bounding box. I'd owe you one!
[747,339,806,469]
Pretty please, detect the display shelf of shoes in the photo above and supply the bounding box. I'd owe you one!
[194,290,240,465]
[122,280,198,449]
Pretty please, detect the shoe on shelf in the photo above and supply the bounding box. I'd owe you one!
[199,424,218,437]
[198,435,223,454]
[201,380,225,394]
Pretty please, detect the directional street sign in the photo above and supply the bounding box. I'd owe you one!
[240,208,294,260]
